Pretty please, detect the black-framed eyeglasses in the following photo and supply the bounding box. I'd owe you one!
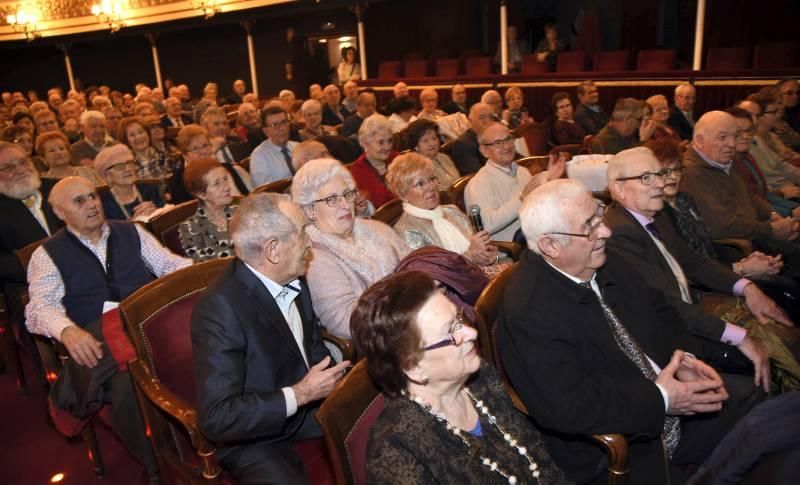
[265,118,290,129]
[481,135,514,148]
[615,168,670,185]
[312,188,358,207]
[422,309,466,351]
[545,202,606,241]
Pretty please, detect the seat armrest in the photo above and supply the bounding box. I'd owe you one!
[492,241,524,261]
[321,330,355,363]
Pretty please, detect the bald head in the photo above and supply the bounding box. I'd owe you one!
[674,83,696,112]
[481,90,502,114]
[393,82,409,98]
[292,140,331,171]
[693,111,738,163]
[50,177,105,237]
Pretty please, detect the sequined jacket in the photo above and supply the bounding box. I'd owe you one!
[178,205,237,262]
[394,204,473,252]
[367,361,569,484]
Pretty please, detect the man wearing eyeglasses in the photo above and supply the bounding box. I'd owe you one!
[668,83,697,141]
[604,147,791,391]
[591,97,650,155]
[464,122,554,241]
[450,103,494,176]
[498,178,762,484]
[250,105,299,187]
[774,79,800,151]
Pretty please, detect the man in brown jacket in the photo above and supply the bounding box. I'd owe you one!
[680,111,800,277]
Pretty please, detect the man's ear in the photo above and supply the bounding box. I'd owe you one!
[52,204,66,222]
[262,238,280,264]
[478,142,489,160]
[609,180,625,202]
[537,236,559,260]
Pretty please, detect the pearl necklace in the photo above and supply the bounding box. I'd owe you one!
[405,387,541,484]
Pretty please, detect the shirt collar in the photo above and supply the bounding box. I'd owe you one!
[67,222,110,245]
[243,262,300,302]
[693,144,732,175]
[544,259,598,286]
[488,160,517,177]
[624,207,654,228]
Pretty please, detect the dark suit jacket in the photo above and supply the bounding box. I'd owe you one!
[667,105,694,141]
[604,203,740,342]
[321,104,347,127]
[340,113,365,138]
[443,100,470,116]
[574,103,609,136]
[450,129,486,176]
[160,114,192,129]
[497,251,698,484]
[191,259,330,462]
[0,178,63,296]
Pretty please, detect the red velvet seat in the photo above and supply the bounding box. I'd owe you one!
[121,259,335,483]
[464,56,492,76]
[513,122,548,156]
[404,59,429,78]
[377,61,402,80]
[521,54,549,74]
[636,49,675,72]
[753,42,800,70]
[435,58,461,77]
[593,50,630,72]
[706,47,749,71]
[557,50,588,72]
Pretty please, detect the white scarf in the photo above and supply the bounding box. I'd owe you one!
[402,202,470,254]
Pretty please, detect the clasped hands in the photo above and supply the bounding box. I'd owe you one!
[656,350,728,416]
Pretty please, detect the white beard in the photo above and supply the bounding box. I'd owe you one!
[0,170,42,200]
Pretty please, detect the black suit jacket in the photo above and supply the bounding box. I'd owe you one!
[667,105,694,141]
[443,100,470,116]
[604,203,740,342]
[0,178,63,295]
[450,129,486,176]
[497,251,698,484]
[160,114,192,129]
[192,259,330,461]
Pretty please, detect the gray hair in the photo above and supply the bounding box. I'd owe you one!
[202,106,226,121]
[520,179,589,253]
[79,110,105,125]
[480,90,501,104]
[607,146,655,183]
[290,158,356,208]
[674,83,695,96]
[300,99,322,116]
[292,140,330,171]
[232,193,296,264]
[358,113,391,148]
[610,98,642,122]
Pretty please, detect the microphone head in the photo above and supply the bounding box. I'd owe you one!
[468,204,481,216]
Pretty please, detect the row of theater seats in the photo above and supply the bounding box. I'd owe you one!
[377,42,800,78]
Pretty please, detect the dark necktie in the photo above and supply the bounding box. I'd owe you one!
[281,146,295,175]
[645,222,661,240]
[580,281,681,457]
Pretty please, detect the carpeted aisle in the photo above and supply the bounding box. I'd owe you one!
[0,354,143,485]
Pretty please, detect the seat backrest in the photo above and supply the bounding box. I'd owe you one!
[253,176,293,195]
[316,360,384,485]
[16,237,47,273]
[404,59,429,78]
[513,122,548,156]
[473,263,517,368]
[593,50,630,72]
[147,199,199,252]
[521,54,549,74]
[753,42,800,70]
[706,47,748,70]
[447,173,474,212]
[464,56,492,76]
[435,58,461,77]
[636,49,675,72]
[240,156,251,172]
[377,61,402,80]
[515,156,550,175]
[556,50,587,72]
[371,198,404,226]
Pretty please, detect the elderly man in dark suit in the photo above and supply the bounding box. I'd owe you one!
[192,193,351,483]
[604,147,792,389]
[667,83,697,141]
[450,102,494,175]
[497,178,763,484]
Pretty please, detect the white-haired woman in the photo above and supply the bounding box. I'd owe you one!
[349,114,398,208]
[298,99,336,141]
[94,144,165,221]
[291,158,410,337]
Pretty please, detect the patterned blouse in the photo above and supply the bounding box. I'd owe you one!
[134,146,178,179]
[430,152,461,188]
[178,204,237,262]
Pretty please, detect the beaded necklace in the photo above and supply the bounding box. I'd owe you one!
[405,387,541,484]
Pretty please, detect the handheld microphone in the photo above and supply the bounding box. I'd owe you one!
[468,204,484,233]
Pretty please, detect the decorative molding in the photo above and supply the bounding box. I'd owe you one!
[0,0,294,41]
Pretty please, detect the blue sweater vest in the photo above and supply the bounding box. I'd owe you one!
[43,221,156,328]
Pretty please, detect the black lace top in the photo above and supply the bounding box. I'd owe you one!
[663,191,716,259]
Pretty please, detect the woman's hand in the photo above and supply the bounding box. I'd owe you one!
[464,230,498,266]
[132,201,157,219]
[639,119,657,142]
[547,151,567,180]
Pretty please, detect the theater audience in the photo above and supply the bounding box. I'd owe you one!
[192,192,349,483]
[321,84,347,127]
[493,25,528,73]
[341,91,377,138]
[235,102,266,149]
[170,124,215,203]
[350,114,398,208]
[250,106,298,187]
[480,90,503,119]
[291,158,409,337]
[498,178,763,483]
[291,139,330,172]
[201,107,252,195]
[388,97,418,134]
[202,82,219,105]
[417,88,446,122]
[404,119,460,187]
[224,79,246,105]
[298,99,335,141]
[443,84,470,116]
[574,80,609,135]
[668,83,697,140]
[550,91,587,145]
[117,116,174,179]
[774,80,800,151]
[26,176,190,483]
[161,97,191,128]
[34,110,59,136]
[534,23,566,71]
[750,91,800,174]
[70,110,116,166]
[94,144,165,221]
[645,94,681,141]
[178,158,237,261]
[36,132,101,186]
[351,271,567,484]
[341,80,358,115]
[591,98,647,154]
[3,125,35,160]
[13,112,35,134]
[501,86,532,129]
[387,153,506,273]
[450,103,494,175]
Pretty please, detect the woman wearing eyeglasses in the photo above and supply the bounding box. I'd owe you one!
[94,144,165,221]
[291,158,410,337]
[169,124,216,203]
[117,116,175,179]
[387,152,506,274]
[351,271,567,485]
